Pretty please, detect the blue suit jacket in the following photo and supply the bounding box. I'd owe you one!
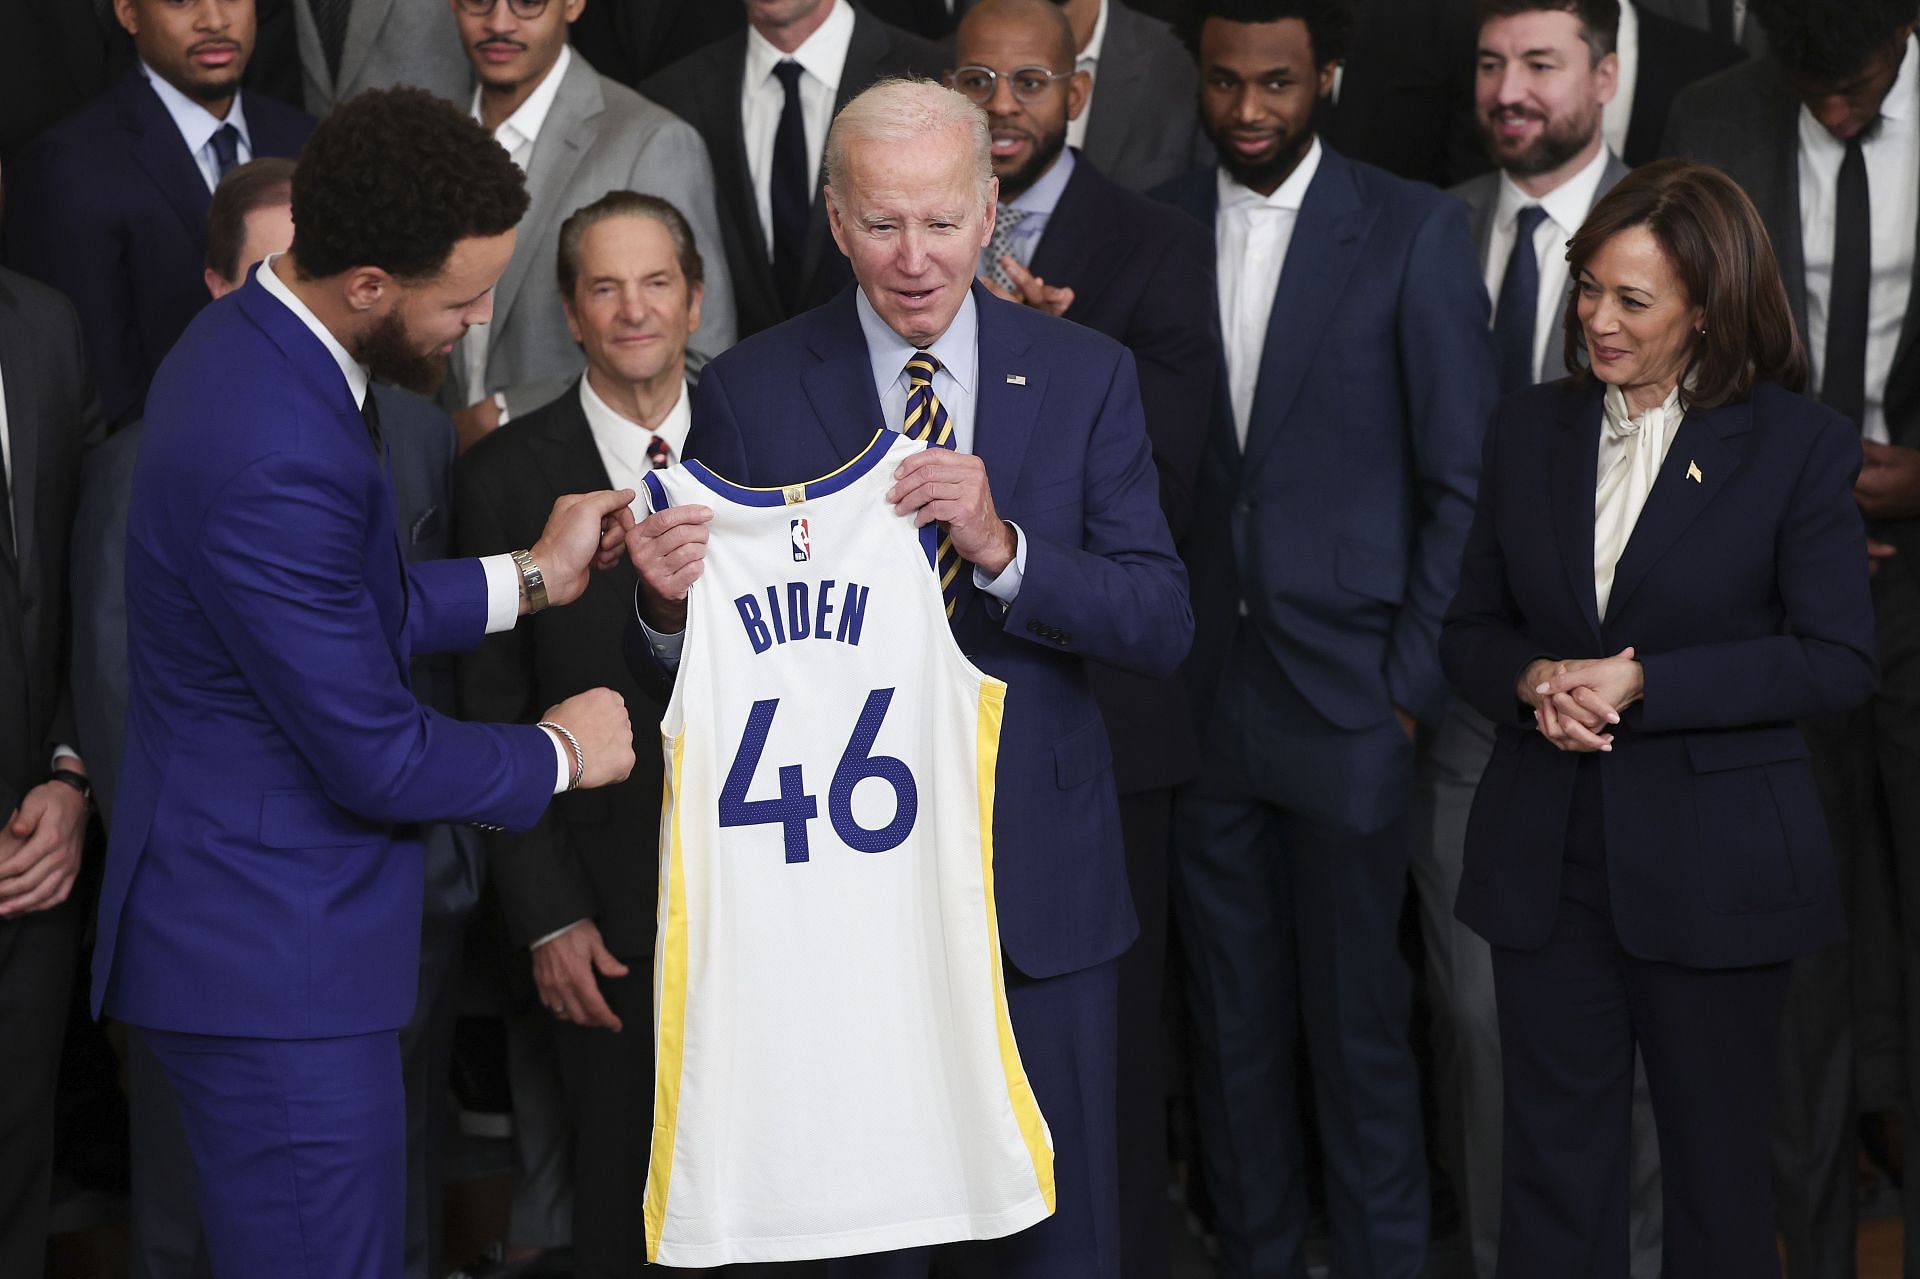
[91,272,556,1037]
[630,283,1193,978]
[1157,148,1496,827]
[3,74,314,430]
[1442,379,1877,967]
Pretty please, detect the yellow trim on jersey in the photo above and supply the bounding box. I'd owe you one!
[705,429,891,497]
[644,734,691,1260]
[973,681,1056,1212]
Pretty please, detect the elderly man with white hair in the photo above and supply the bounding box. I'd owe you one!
[624,77,1192,1274]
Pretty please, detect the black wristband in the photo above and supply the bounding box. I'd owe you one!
[49,768,91,804]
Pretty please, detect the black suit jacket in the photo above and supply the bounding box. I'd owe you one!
[1624,6,1745,166]
[1327,0,1487,188]
[0,268,100,815]
[1028,153,1215,792]
[2,74,314,430]
[0,2,129,165]
[568,0,747,88]
[858,0,956,39]
[641,11,945,340]
[455,382,666,958]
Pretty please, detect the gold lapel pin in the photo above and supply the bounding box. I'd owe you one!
[1006,374,1027,386]
[1686,460,1703,484]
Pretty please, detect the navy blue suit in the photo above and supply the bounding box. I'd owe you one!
[91,271,557,1278]
[1156,146,1496,1277]
[631,282,1192,1273]
[1441,379,1876,1274]
[3,74,313,429]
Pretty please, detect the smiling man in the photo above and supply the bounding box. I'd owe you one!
[3,0,313,432]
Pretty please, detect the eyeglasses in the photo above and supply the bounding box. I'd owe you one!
[949,65,1074,104]
[454,0,552,18]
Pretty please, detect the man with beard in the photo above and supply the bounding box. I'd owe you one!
[3,0,313,432]
[1155,0,1496,1273]
[89,88,641,1279]
[1421,5,1645,1276]
[948,4,1215,1273]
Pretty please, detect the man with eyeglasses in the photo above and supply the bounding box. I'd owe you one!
[948,4,1215,1273]
[640,0,945,339]
[443,0,735,454]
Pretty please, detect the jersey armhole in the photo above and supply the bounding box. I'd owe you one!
[642,471,671,514]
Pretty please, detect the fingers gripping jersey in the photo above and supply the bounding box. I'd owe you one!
[641,430,1054,1266]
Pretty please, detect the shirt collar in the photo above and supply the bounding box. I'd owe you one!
[857,286,979,401]
[140,59,251,156]
[1217,136,1322,212]
[746,0,855,95]
[1078,0,1110,69]
[1881,32,1920,124]
[1496,140,1614,234]
[471,44,571,156]
[1008,146,1075,215]
[580,371,692,464]
[257,253,369,409]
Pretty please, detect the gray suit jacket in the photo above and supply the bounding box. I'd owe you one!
[294,0,472,115]
[1083,1,1208,194]
[1449,149,1633,380]
[447,51,735,419]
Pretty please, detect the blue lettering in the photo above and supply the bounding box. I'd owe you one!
[836,584,869,646]
[786,581,812,640]
[814,579,836,641]
[765,585,786,644]
[734,593,772,654]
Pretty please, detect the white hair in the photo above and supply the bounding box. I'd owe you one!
[823,78,994,212]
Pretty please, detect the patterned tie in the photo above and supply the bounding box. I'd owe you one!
[647,434,672,469]
[982,206,1028,292]
[209,123,241,180]
[902,352,961,617]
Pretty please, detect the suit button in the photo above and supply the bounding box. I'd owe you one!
[1235,501,1251,515]
[1026,620,1041,634]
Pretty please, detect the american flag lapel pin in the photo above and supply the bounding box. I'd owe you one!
[1006,374,1027,386]
[1686,460,1703,483]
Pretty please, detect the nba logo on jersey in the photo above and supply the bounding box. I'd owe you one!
[636,431,1055,1266]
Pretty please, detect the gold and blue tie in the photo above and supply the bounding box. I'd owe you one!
[902,352,961,616]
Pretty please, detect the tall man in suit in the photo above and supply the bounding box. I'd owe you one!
[1050,0,1209,192]
[293,0,472,114]
[1663,2,1920,1272]
[1325,0,1486,188]
[3,0,313,432]
[949,4,1215,1272]
[626,77,1193,1274]
[1605,1,1743,164]
[641,0,945,340]
[0,237,101,1279]
[70,157,486,1279]
[1156,1,1497,1272]
[89,89,641,1279]
[444,0,734,451]
[458,190,707,1279]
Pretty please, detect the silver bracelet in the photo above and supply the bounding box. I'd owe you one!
[539,720,585,791]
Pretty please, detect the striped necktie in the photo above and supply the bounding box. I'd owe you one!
[902,351,961,616]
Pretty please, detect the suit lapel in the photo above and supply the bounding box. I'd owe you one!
[0,286,40,577]
[491,60,600,342]
[971,286,1041,507]
[800,293,890,466]
[1549,383,1605,644]
[120,76,215,246]
[711,33,777,309]
[804,18,891,293]
[1028,155,1105,314]
[1242,151,1367,474]
[1758,89,1808,334]
[1081,3,1147,173]
[1604,398,1744,623]
[535,381,618,495]
[336,0,395,97]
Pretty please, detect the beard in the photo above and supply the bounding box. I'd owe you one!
[994,123,1069,204]
[355,307,448,397]
[1480,104,1601,178]
[1212,120,1316,194]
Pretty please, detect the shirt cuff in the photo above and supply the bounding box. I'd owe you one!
[973,523,1027,603]
[50,744,80,769]
[635,593,686,666]
[531,919,589,950]
[481,554,521,633]
[542,726,573,795]
[494,390,512,427]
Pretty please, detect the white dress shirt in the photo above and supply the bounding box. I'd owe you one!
[1216,138,1322,448]
[1065,0,1110,153]
[1594,383,1683,618]
[463,45,574,413]
[1483,143,1613,383]
[743,0,855,259]
[1601,0,1639,162]
[256,255,571,791]
[140,61,254,192]
[1800,32,1919,444]
[581,373,693,517]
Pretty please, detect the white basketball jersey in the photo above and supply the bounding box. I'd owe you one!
[640,430,1054,1266]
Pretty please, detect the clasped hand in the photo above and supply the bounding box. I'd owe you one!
[1519,647,1645,753]
[0,778,89,918]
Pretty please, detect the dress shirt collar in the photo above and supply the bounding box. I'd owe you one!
[1881,32,1920,125]
[746,0,855,95]
[857,287,979,404]
[140,59,251,156]
[1008,146,1075,215]
[257,253,369,409]
[1078,0,1110,70]
[580,372,692,466]
[1496,140,1613,235]
[1218,136,1322,212]
[471,44,571,158]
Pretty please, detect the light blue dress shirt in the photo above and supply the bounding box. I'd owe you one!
[980,147,1076,279]
[139,61,253,193]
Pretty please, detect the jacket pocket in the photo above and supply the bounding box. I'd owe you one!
[1685,729,1818,914]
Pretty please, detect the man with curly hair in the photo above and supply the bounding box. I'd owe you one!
[1664,2,1920,1274]
[88,87,642,1279]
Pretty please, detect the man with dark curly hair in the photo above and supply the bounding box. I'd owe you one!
[1663,2,1920,1275]
[88,87,644,1279]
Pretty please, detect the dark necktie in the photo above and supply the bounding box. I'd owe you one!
[310,0,352,82]
[647,434,671,469]
[1822,134,1871,430]
[770,60,810,314]
[1495,204,1549,393]
[361,388,384,455]
[1707,0,1735,41]
[209,123,241,180]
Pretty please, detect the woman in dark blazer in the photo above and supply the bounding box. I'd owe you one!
[1441,159,1878,1276]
